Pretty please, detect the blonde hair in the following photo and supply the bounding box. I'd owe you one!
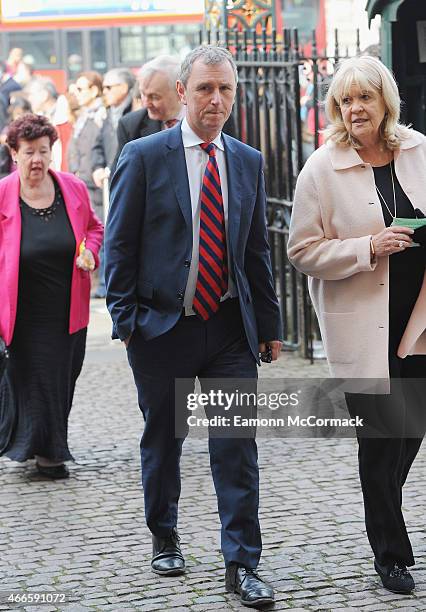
[323,55,410,149]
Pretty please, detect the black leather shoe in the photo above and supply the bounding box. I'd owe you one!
[151,527,185,576]
[36,463,69,479]
[225,563,274,608]
[374,560,415,594]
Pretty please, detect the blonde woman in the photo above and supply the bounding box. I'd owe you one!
[288,56,426,594]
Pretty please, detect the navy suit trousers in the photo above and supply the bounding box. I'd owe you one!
[126,298,261,568]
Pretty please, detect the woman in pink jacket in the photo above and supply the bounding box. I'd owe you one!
[289,57,426,595]
[0,114,103,478]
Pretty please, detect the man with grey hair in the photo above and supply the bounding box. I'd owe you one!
[92,68,136,188]
[178,44,239,87]
[111,55,184,176]
[105,45,282,608]
[91,67,135,298]
[23,77,57,120]
[139,54,183,125]
[112,53,237,176]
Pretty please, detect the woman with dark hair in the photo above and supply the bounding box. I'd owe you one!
[0,114,103,478]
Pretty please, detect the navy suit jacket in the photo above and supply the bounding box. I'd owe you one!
[104,123,282,362]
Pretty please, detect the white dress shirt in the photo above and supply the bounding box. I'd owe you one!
[181,117,237,315]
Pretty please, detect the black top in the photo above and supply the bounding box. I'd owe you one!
[373,162,425,353]
[16,180,76,327]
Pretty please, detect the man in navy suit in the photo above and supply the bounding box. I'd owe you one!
[105,46,282,608]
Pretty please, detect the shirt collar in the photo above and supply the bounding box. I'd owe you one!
[181,117,224,151]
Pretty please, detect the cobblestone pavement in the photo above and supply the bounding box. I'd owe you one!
[0,301,425,611]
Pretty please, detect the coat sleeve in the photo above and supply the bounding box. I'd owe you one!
[67,137,78,175]
[287,162,377,281]
[91,126,107,172]
[104,141,145,341]
[245,156,283,342]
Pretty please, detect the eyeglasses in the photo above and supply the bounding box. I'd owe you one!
[103,83,122,91]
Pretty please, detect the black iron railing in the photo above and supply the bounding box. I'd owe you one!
[202,27,374,360]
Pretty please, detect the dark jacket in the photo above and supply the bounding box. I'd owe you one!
[0,77,21,108]
[0,77,21,131]
[91,98,133,173]
[111,108,162,178]
[68,103,105,205]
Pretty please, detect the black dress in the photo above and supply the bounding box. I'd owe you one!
[345,161,426,568]
[375,161,426,374]
[1,180,86,462]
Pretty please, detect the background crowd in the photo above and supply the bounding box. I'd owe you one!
[0,44,328,194]
[0,48,193,297]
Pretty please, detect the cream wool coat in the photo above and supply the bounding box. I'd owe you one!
[288,129,426,386]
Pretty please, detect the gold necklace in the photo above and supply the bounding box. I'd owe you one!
[375,161,396,219]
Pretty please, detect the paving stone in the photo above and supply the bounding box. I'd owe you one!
[193,595,227,604]
[0,303,424,611]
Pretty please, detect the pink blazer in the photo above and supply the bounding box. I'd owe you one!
[0,169,104,345]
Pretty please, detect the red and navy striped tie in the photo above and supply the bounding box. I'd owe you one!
[192,143,228,321]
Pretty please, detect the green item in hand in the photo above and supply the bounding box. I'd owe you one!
[391,217,426,229]
[391,217,426,247]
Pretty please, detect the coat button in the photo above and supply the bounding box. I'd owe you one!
[184,260,190,268]
[178,291,184,300]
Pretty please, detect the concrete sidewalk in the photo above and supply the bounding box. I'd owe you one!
[0,301,424,611]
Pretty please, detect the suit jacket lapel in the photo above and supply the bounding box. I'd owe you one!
[165,125,192,228]
[223,134,242,257]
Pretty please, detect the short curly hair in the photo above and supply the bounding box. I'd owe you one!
[6,113,58,151]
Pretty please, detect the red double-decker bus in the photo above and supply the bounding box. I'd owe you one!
[277,0,327,54]
[0,1,204,90]
[0,1,327,91]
